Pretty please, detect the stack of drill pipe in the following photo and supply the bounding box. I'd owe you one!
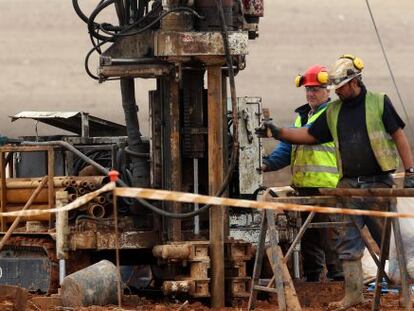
[3,176,109,222]
[5,176,107,189]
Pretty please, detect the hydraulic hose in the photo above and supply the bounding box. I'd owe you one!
[21,141,235,218]
[83,7,203,80]
[72,0,241,218]
[87,0,117,42]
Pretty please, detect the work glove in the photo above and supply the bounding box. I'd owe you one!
[404,172,414,188]
[255,121,281,139]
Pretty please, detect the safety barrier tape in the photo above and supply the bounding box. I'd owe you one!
[1,183,414,219]
[114,187,414,219]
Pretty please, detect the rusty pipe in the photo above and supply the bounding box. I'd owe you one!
[319,188,414,197]
[62,179,72,187]
[88,204,106,218]
[95,196,107,205]
[162,281,191,295]
[88,182,97,191]
[5,176,107,189]
[6,188,64,204]
[80,181,89,188]
[152,244,192,260]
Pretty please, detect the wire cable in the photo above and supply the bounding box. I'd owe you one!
[84,7,203,80]
[21,141,230,218]
[364,0,414,137]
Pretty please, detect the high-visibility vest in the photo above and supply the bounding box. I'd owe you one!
[326,91,399,177]
[291,105,339,188]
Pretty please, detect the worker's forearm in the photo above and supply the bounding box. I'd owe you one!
[392,128,414,169]
[278,127,317,145]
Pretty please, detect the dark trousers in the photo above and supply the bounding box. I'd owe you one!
[301,212,342,280]
[294,187,342,280]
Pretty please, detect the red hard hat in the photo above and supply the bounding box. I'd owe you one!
[295,65,329,87]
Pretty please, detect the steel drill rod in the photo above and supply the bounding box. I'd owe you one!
[5,176,106,189]
[208,64,225,308]
[320,188,414,197]
[5,188,64,204]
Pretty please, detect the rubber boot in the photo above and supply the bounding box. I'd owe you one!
[328,260,365,310]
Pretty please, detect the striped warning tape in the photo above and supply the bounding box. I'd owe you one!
[115,187,414,219]
[1,183,414,219]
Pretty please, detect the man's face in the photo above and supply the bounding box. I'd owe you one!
[335,79,357,101]
[305,86,330,109]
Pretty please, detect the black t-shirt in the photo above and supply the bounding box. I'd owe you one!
[308,86,405,177]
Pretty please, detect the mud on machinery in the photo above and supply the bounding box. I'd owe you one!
[0,0,303,306]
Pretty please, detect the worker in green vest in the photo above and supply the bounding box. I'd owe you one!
[263,64,342,282]
[256,54,414,310]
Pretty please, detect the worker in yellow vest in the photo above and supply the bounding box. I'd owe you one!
[263,64,342,282]
[256,55,414,310]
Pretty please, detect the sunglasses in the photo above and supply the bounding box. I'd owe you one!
[305,86,327,92]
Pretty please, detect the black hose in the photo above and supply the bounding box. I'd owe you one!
[87,0,117,42]
[20,141,225,218]
[215,0,239,152]
[124,146,150,158]
[106,7,204,38]
[84,7,201,80]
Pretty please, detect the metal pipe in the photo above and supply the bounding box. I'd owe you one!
[194,158,200,235]
[59,260,66,286]
[120,78,150,189]
[95,196,107,205]
[208,64,225,308]
[320,188,414,197]
[152,244,191,260]
[293,247,300,279]
[56,190,69,284]
[6,188,64,204]
[88,204,106,218]
[5,176,106,189]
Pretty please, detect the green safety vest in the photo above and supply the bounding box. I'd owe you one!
[326,91,399,177]
[291,105,339,188]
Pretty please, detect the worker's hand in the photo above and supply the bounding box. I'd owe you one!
[404,173,414,188]
[255,121,281,139]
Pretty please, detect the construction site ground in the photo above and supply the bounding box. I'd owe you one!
[16,284,404,310]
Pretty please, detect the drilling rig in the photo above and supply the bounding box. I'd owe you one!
[0,0,264,307]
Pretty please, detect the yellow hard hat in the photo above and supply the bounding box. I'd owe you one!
[328,55,364,90]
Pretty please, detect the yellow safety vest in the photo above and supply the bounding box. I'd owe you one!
[291,105,339,188]
[326,91,399,177]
